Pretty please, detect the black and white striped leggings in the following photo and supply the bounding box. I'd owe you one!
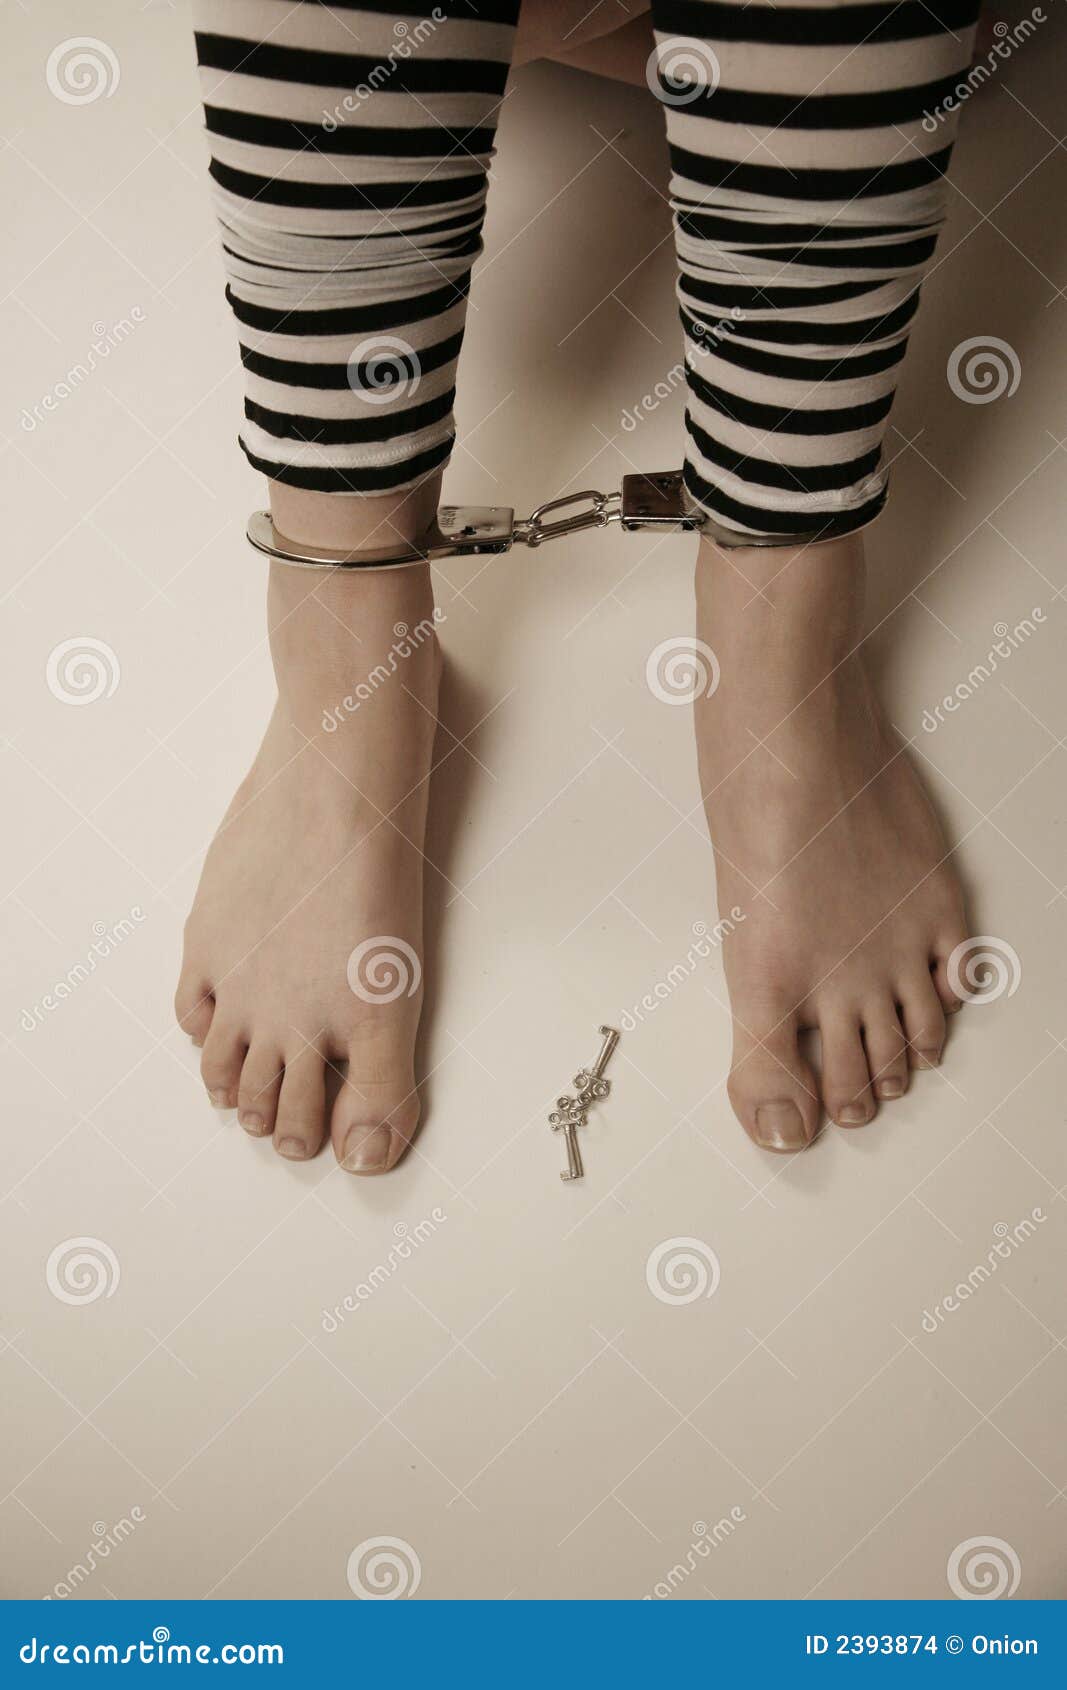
[193,0,979,542]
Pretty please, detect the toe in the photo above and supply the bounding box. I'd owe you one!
[175,971,214,1047]
[898,972,947,1068]
[727,1011,820,1153]
[862,1005,910,1103]
[331,1022,420,1175]
[820,1011,876,1127]
[273,1045,327,1163]
[930,939,967,1016]
[237,1044,284,1138]
[200,1016,247,1108]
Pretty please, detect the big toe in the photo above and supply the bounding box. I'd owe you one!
[728,1011,820,1153]
[331,1022,420,1176]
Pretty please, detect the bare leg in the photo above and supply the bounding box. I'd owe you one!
[176,481,442,1173]
[695,532,968,1151]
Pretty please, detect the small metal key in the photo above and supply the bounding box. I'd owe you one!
[572,1026,620,1105]
[548,1095,586,1182]
[547,1027,620,1183]
[558,1118,584,1182]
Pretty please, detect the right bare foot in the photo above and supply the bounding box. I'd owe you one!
[175,506,440,1175]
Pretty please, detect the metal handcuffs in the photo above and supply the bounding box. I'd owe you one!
[246,469,870,570]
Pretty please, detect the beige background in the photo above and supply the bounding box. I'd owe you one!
[1,2,1064,1600]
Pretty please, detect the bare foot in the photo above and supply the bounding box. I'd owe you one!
[695,531,969,1152]
[175,509,440,1174]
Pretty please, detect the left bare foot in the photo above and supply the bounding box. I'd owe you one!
[694,530,970,1152]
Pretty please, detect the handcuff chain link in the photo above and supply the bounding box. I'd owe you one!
[514,488,621,548]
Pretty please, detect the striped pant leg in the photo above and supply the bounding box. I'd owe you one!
[192,0,520,496]
[648,0,980,540]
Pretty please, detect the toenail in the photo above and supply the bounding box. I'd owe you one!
[277,1136,308,1160]
[208,1089,233,1108]
[915,1048,942,1068]
[837,1103,871,1126]
[753,1102,809,1152]
[342,1122,394,1173]
[240,1113,267,1136]
[877,1078,904,1100]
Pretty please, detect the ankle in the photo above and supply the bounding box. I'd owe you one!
[269,474,442,556]
[696,531,868,691]
[696,530,866,619]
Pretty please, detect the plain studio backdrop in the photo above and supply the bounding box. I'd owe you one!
[1,2,1064,1600]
